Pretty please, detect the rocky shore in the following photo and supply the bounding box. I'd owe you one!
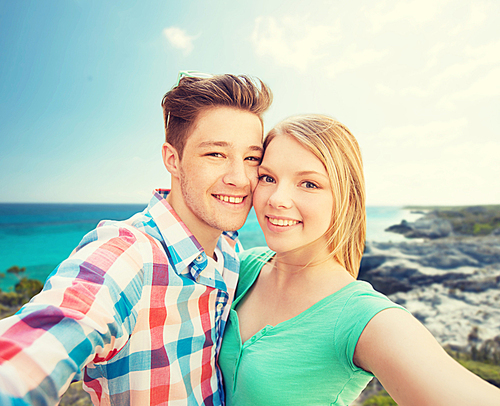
[359,207,500,348]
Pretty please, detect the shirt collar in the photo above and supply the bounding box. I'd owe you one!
[147,189,239,277]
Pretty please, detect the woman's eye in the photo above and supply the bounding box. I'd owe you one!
[258,175,275,183]
[303,181,318,189]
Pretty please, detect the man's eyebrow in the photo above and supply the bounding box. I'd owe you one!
[196,141,263,153]
[197,141,231,148]
[249,145,264,153]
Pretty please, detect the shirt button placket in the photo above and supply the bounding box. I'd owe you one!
[194,253,204,282]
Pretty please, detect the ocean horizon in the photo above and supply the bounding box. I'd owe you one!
[0,203,422,291]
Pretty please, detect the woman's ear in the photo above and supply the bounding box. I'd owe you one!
[162,142,181,178]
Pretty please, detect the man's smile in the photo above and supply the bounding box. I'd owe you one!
[213,194,245,204]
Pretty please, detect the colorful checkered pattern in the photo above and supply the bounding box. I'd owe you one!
[0,190,241,405]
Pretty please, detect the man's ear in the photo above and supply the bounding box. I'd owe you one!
[162,142,181,178]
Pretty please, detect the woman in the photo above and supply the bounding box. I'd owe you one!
[219,115,500,405]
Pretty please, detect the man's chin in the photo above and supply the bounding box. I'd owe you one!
[211,213,249,232]
[217,220,246,232]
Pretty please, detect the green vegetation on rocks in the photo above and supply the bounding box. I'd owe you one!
[0,265,92,404]
[59,381,92,406]
[0,267,43,318]
[406,205,500,236]
[363,389,397,406]
[2,263,499,405]
[359,337,500,405]
[457,359,500,387]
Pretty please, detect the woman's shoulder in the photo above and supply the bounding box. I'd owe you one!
[342,280,403,309]
[331,280,408,336]
[332,281,408,372]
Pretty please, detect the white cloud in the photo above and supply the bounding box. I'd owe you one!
[251,15,387,76]
[365,156,500,206]
[365,0,453,33]
[251,15,340,72]
[437,67,500,109]
[429,39,500,90]
[446,140,500,169]
[163,26,195,55]
[449,1,490,36]
[375,83,396,96]
[325,46,388,78]
[424,42,449,71]
[375,38,500,101]
[362,119,500,206]
[400,86,429,97]
[368,118,467,149]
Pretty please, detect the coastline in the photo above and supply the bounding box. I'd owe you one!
[1,204,499,405]
[355,205,500,404]
[0,205,417,291]
[359,205,500,348]
[3,204,498,348]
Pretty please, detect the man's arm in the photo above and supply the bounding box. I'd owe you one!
[0,224,146,405]
[354,308,500,405]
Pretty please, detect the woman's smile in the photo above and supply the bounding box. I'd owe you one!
[253,134,334,256]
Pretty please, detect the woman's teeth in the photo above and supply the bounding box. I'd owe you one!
[268,217,299,226]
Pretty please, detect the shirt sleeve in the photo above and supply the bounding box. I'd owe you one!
[0,223,148,405]
[334,282,408,373]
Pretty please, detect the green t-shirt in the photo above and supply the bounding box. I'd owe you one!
[219,247,406,406]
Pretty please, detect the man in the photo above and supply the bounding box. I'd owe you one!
[0,72,272,405]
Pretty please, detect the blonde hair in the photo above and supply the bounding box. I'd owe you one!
[264,115,366,278]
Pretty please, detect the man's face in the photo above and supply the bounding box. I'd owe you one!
[172,106,263,234]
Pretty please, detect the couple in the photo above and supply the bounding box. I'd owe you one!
[0,72,498,406]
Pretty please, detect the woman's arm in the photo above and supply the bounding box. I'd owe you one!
[354,308,500,405]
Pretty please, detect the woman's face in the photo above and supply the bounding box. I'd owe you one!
[253,134,334,256]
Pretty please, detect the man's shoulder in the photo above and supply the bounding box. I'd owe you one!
[72,216,159,257]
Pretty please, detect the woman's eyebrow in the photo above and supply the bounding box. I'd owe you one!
[295,170,327,178]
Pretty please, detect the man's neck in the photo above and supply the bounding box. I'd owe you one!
[165,192,221,259]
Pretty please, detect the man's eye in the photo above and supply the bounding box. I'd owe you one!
[246,156,262,162]
[207,152,224,158]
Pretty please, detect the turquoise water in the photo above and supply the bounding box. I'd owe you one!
[0,204,420,291]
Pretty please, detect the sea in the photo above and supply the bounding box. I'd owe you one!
[0,203,423,291]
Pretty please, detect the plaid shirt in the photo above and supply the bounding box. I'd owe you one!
[0,190,241,405]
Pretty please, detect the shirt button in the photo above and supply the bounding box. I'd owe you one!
[217,303,223,310]
[195,254,203,262]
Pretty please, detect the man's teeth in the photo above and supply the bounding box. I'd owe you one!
[268,218,299,226]
[215,195,244,204]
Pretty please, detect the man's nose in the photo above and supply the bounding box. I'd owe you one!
[223,159,251,188]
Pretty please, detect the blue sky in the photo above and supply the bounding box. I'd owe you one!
[1,0,499,205]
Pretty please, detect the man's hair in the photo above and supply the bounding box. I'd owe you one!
[264,115,366,278]
[161,74,273,158]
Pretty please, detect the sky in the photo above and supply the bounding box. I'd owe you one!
[0,0,499,206]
